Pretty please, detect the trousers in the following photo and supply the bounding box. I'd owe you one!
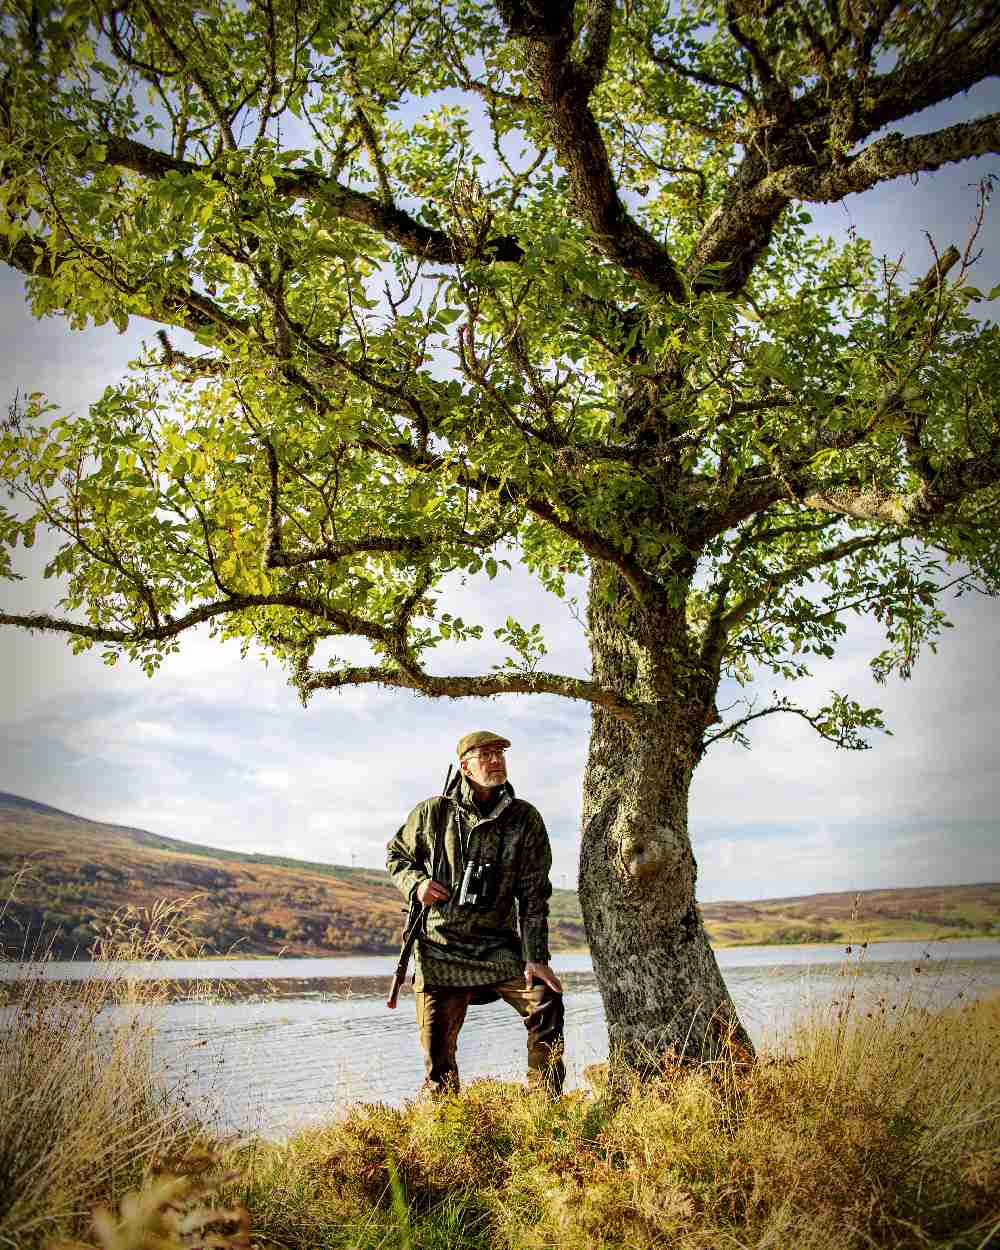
[415,976,565,1096]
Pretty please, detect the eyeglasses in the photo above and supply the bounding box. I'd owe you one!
[466,747,507,763]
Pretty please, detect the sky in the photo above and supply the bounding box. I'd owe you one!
[1,74,999,903]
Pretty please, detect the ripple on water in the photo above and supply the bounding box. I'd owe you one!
[6,941,999,1139]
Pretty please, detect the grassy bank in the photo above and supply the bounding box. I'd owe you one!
[234,996,1000,1250]
[5,1006,998,1249]
[2,891,998,1249]
[705,918,1000,947]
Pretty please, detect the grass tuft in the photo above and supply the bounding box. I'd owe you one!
[47,1155,251,1250]
[0,892,222,1250]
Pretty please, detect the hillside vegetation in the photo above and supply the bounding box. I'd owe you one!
[1,792,997,959]
[702,883,1000,946]
[0,792,586,958]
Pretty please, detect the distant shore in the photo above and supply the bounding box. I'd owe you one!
[6,933,1000,1008]
[17,926,998,965]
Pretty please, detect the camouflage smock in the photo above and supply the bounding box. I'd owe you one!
[385,776,553,990]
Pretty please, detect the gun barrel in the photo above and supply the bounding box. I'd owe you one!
[385,902,426,1009]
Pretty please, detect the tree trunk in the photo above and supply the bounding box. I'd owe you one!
[578,566,752,1068]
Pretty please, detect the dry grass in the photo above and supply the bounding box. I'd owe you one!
[0,885,230,1250]
[47,1157,251,1250]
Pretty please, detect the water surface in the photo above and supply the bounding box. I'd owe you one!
[10,937,1000,982]
[6,940,998,1139]
[147,942,1000,1136]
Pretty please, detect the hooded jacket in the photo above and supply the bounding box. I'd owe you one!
[385,774,553,989]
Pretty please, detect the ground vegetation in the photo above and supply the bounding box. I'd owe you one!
[3,874,997,1249]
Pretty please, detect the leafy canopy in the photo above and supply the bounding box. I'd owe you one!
[2,0,1000,753]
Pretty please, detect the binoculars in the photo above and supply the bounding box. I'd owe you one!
[458,860,498,910]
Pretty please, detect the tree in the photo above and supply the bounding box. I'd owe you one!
[2,0,999,1066]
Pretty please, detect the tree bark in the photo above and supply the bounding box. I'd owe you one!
[578,565,752,1068]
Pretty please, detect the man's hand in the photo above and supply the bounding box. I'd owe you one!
[416,879,450,905]
[524,961,562,993]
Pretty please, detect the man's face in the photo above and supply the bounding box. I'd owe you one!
[461,745,508,789]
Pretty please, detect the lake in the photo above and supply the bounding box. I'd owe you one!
[4,939,1000,1140]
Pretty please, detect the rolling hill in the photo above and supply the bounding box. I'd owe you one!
[1,791,997,959]
[0,790,586,958]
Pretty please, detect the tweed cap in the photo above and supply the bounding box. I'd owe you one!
[456,730,511,760]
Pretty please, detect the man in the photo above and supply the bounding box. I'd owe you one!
[386,730,565,1096]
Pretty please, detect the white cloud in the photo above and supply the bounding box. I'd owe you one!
[251,768,294,792]
[695,828,841,900]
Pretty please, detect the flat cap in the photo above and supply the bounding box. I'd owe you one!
[456,730,511,759]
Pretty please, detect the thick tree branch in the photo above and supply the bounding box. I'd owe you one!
[688,113,1000,292]
[0,591,393,648]
[687,6,1000,295]
[760,113,1000,204]
[3,595,637,725]
[801,448,1000,524]
[577,0,615,95]
[79,133,524,265]
[522,491,657,606]
[830,12,1000,142]
[910,244,963,301]
[296,660,639,722]
[693,398,1000,549]
[497,0,686,302]
[153,330,227,377]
